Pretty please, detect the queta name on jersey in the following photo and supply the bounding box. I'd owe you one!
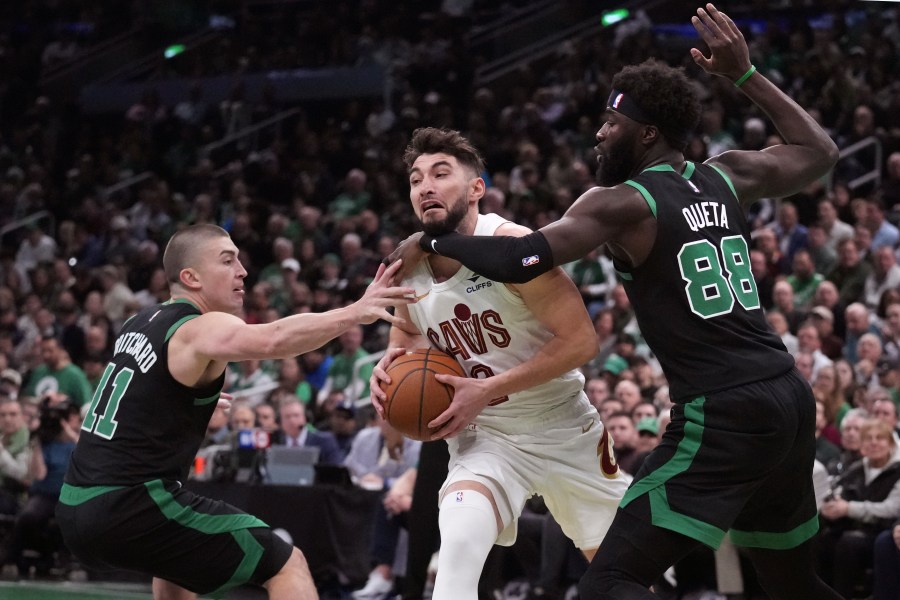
[113,332,158,373]
[682,201,729,232]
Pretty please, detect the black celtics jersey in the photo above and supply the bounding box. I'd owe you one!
[615,162,793,401]
[65,300,224,486]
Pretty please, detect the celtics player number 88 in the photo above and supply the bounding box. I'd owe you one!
[677,235,759,319]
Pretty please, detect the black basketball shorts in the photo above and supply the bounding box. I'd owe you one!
[56,479,293,595]
[620,368,819,550]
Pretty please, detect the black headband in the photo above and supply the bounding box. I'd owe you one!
[607,89,691,148]
[607,89,653,124]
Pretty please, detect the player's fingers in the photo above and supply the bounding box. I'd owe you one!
[380,312,407,327]
[433,373,460,386]
[427,407,454,432]
[372,287,416,303]
[372,261,387,282]
[377,347,404,372]
[689,45,711,70]
[369,377,385,399]
[718,8,741,38]
[372,400,385,419]
[429,424,458,441]
[695,5,720,35]
[380,258,403,283]
[388,346,407,359]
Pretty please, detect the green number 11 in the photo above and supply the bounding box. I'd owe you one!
[82,363,134,440]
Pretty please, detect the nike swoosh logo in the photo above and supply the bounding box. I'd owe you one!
[431,239,439,253]
[581,420,595,434]
[415,291,431,301]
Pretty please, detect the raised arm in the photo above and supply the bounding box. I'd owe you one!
[692,4,839,205]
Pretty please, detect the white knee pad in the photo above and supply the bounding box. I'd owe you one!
[431,490,499,600]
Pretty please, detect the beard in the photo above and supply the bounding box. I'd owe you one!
[597,135,638,187]
[421,196,468,236]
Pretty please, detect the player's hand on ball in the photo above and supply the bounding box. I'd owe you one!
[370,347,408,417]
[427,374,493,440]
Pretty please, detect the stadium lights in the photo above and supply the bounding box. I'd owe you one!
[602,8,631,27]
[164,44,186,59]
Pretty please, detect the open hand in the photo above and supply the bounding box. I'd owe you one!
[690,4,751,81]
[354,260,416,326]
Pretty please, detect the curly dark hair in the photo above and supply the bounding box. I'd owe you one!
[611,59,701,151]
[403,127,486,175]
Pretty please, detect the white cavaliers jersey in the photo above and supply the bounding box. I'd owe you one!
[405,213,586,428]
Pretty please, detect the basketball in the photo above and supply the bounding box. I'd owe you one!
[381,348,466,441]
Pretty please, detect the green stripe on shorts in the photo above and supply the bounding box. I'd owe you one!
[729,513,820,550]
[144,479,268,592]
[621,396,728,548]
[59,483,125,505]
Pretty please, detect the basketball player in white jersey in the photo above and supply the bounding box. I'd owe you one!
[369,127,628,599]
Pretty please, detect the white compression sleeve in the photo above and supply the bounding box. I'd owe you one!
[430,490,499,600]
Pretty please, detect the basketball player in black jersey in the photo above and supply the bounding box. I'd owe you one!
[389,5,842,599]
[56,224,413,600]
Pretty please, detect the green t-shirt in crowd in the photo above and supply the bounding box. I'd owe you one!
[328,348,373,400]
[25,363,95,407]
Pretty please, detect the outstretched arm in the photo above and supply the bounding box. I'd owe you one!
[418,186,650,283]
[692,4,838,205]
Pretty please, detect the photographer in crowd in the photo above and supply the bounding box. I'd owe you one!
[0,394,80,575]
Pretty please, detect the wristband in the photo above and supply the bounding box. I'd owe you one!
[733,65,756,88]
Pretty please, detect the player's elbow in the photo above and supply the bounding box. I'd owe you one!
[821,138,840,170]
[574,330,600,366]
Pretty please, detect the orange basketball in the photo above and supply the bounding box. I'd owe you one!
[381,348,466,441]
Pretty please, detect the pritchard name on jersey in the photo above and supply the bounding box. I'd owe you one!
[112,332,158,373]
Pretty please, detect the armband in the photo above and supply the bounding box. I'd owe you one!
[733,65,757,88]
[419,231,554,284]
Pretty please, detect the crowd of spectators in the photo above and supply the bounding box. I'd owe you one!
[0,0,898,597]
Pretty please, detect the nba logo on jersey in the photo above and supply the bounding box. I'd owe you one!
[456,491,464,502]
[612,93,624,108]
[522,255,540,266]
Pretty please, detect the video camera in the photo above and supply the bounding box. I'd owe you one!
[33,396,78,444]
[207,428,271,483]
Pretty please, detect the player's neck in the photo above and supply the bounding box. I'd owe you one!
[637,148,684,175]
[427,254,462,283]
[168,292,213,314]
[427,215,476,282]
